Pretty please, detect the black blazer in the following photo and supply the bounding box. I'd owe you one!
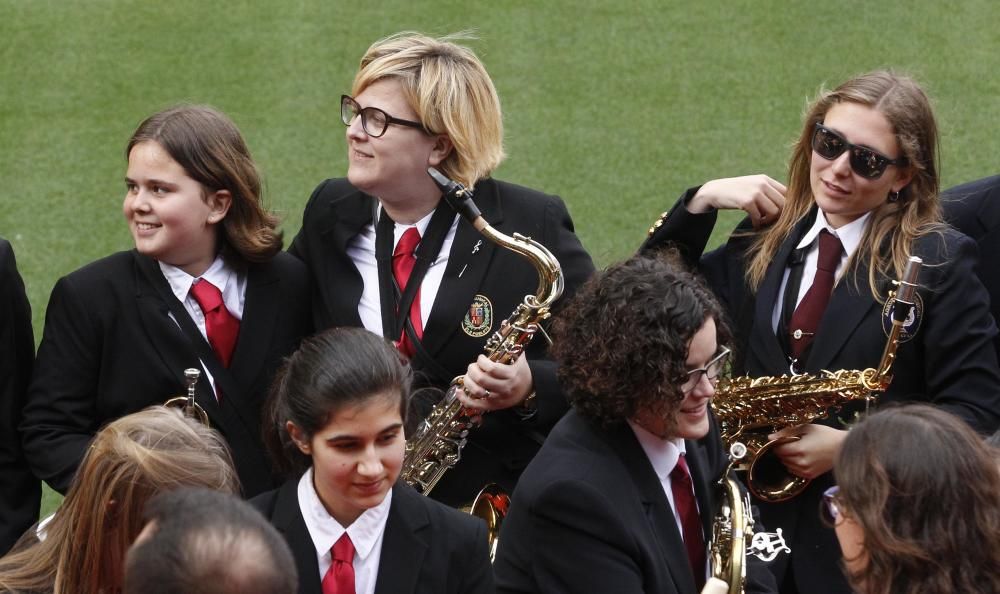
[493,410,778,594]
[252,479,494,594]
[641,190,1000,592]
[20,250,312,497]
[943,174,1000,359]
[289,178,595,505]
[0,238,39,555]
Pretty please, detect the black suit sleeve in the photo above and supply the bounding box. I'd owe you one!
[456,514,494,594]
[0,239,39,554]
[20,273,104,492]
[524,194,595,430]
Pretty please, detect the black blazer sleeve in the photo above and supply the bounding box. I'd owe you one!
[20,269,105,492]
[0,239,39,554]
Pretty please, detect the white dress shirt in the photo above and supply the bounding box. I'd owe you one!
[346,205,459,337]
[297,467,391,594]
[771,210,871,333]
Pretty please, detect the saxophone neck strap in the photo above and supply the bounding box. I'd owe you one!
[374,198,455,344]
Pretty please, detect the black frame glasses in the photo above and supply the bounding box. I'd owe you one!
[680,346,731,393]
[811,123,906,180]
[340,95,426,138]
[820,485,843,525]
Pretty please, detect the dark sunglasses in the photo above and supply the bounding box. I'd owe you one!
[811,123,906,180]
[341,95,426,138]
[820,485,843,525]
[680,346,731,393]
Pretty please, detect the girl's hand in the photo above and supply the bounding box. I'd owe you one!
[768,424,847,479]
[687,175,787,228]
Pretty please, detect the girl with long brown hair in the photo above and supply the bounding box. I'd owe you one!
[641,70,1000,593]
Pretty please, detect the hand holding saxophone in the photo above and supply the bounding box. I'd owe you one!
[458,352,534,412]
[768,424,847,480]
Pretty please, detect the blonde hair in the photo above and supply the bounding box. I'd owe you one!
[0,407,239,594]
[746,71,945,300]
[352,31,505,189]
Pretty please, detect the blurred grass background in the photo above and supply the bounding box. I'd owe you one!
[2,0,997,515]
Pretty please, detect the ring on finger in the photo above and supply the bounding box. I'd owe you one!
[484,389,492,400]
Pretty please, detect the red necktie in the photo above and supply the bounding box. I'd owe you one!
[190,279,240,368]
[322,534,356,594]
[788,229,844,361]
[670,455,706,591]
[392,227,423,358]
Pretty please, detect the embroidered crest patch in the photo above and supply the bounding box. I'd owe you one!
[462,294,493,338]
[881,292,923,342]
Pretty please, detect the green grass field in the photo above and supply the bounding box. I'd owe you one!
[2,0,997,516]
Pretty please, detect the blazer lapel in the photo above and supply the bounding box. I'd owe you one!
[373,484,430,594]
[229,261,279,384]
[270,481,324,594]
[606,423,696,594]
[806,253,877,371]
[319,189,373,328]
[749,215,815,373]
[421,179,502,356]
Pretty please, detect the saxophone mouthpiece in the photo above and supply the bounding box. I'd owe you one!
[427,167,482,222]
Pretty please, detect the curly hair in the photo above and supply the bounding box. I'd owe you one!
[550,252,731,429]
[834,404,1000,594]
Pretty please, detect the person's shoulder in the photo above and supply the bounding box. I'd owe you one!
[308,178,367,207]
[487,178,564,209]
[56,251,141,288]
[942,174,1000,233]
[249,478,298,519]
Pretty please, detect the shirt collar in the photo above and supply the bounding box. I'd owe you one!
[159,255,232,303]
[374,204,436,247]
[297,467,393,561]
[627,419,687,481]
[795,210,871,259]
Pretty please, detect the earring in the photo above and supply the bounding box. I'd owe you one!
[888,190,900,203]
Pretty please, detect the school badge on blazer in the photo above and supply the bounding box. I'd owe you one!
[462,294,493,337]
[882,292,923,342]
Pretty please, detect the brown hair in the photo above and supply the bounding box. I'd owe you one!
[834,404,1000,594]
[550,251,731,430]
[746,71,945,300]
[0,407,239,594]
[352,32,505,189]
[264,327,412,477]
[126,104,283,264]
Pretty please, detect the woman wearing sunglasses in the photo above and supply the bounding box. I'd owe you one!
[641,70,1000,593]
[289,32,595,507]
[826,404,1000,594]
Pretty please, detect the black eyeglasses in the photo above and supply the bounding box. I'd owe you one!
[811,123,906,180]
[680,346,731,393]
[820,485,843,525]
[341,95,426,138]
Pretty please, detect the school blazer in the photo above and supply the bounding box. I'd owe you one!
[251,480,494,594]
[20,250,312,497]
[289,177,595,505]
[0,238,39,555]
[493,409,778,594]
[641,189,1000,592]
[943,174,1000,359]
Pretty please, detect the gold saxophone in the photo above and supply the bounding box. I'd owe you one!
[705,256,921,594]
[400,168,564,558]
[712,256,923,504]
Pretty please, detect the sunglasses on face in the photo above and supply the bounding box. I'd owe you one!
[821,485,844,525]
[680,346,731,393]
[340,95,426,138]
[811,123,906,180]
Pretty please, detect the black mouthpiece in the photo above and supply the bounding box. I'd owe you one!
[427,167,481,222]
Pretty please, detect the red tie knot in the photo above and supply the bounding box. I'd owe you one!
[332,533,355,564]
[394,227,421,259]
[190,279,224,312]
[670,454,692,483]
[816,229,844,274]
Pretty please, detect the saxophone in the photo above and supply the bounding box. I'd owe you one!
[712,256,923,504]
[400,168,564,557]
